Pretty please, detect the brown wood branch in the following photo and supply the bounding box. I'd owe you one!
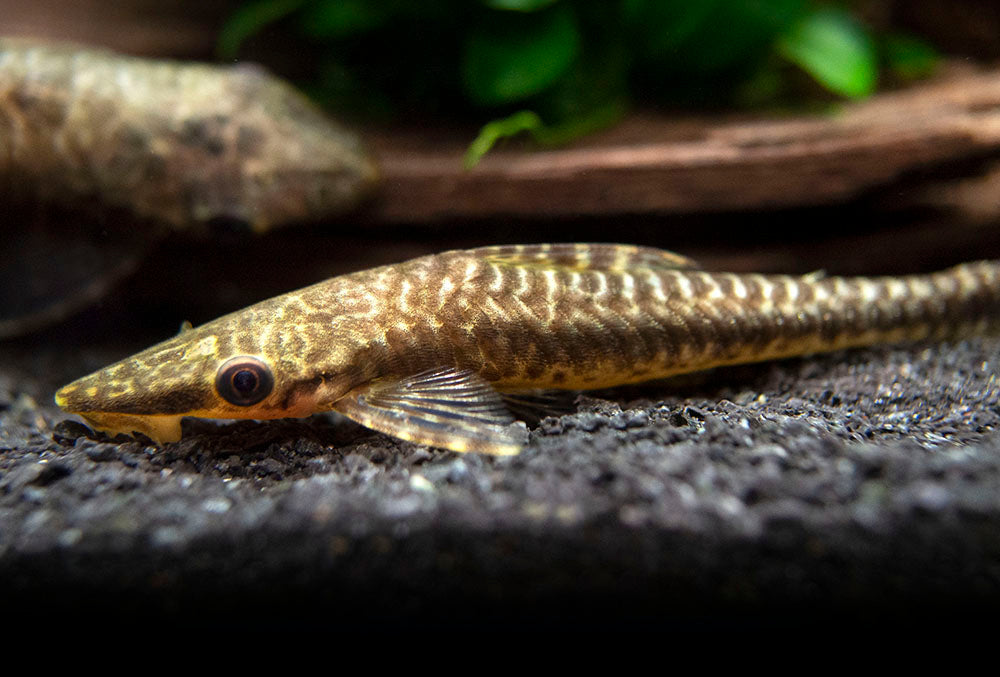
[0,0,231,58]
[5,0,1000,227]
[364,64,1000,223]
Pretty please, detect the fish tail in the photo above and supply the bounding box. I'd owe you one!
[788,260,1000,348]
[648,261,1000,373]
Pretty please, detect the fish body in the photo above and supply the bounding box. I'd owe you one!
[56,244,1000,454]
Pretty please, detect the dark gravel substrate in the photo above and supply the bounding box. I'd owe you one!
[2,330,999,632]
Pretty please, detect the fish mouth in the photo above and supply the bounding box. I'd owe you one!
[57,385,185,445]
[74,411,185,445]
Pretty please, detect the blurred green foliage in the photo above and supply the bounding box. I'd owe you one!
[777,6,876,99]
[220,0,939,162]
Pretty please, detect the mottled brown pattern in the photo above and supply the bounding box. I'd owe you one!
[57,244,1000,448]
[0,38,376,231]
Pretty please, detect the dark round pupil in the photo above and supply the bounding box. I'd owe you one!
[232,369,258,394]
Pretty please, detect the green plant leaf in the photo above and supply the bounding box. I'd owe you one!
[883,33,939,81]
[465,111,544,168]
[485,0,558,11]
[299,0,394,39]
[627,0,806,71]
[624,0,721,58]
[464,100,626,168]
[534,98,627,146]
[217,0,305,59]
[777,7,877,99]
[463,4,580,106]
[733,61,786,108]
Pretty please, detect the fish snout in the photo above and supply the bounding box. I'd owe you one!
[54,379,97,414]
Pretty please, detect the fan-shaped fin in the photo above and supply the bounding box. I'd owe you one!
[333,367,528,455]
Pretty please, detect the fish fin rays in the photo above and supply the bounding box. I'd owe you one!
[332,367,528,455]
[480,243,700,272]
[499,389,579,426]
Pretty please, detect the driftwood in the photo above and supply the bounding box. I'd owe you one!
[4,1,1000,227]
[0,0,230,58]
[0,38,377,232]
[365,64,1000,223]
[0,38,376,339]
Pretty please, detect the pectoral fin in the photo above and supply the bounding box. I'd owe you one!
[333,367,528,455]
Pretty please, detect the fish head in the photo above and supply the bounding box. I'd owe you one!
[54,307,363,444]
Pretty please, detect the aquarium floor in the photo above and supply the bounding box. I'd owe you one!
[2,326,999,633]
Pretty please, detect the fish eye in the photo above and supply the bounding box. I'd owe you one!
[216,356,274,406]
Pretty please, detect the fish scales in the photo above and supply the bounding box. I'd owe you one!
[293,247,999,389]
[55,244,1000,454]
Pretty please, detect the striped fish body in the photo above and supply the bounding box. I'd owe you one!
[321,244,1000,389]
[55,244,1000,454]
